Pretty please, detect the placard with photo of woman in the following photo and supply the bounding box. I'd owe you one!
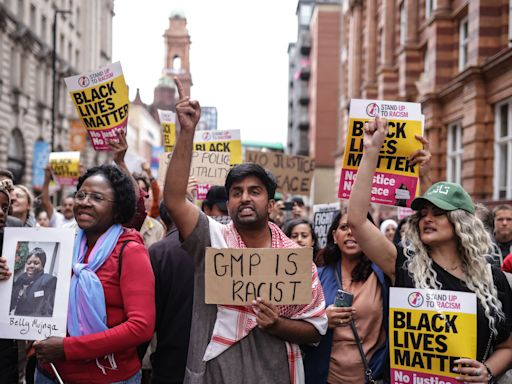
[0,227,74,340]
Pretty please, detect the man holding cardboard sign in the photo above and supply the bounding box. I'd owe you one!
[163,78,327,384]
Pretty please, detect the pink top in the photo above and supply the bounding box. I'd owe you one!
[327,272,385,384]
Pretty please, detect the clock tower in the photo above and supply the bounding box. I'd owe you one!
[163,10,192,96]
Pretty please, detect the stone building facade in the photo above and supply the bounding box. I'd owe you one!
[0,0,114,186]
[335,0,512,203]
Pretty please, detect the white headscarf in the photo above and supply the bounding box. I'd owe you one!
[380,219,397,234]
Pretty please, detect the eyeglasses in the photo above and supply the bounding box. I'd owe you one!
[74,191,115,204]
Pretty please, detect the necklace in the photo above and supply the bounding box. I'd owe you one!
[441,264,461,272]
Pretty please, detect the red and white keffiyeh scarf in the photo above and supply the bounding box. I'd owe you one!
[205,217,327,384]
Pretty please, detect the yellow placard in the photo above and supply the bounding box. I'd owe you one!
[49,152,80,186]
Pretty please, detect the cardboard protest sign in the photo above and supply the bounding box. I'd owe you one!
[313,203,340,248]
[49,152,80,186]
[0,228,74,340]
[205,247,313,305]
[390,287,476,384]
[193,129,242,165]
[245,150,315,195]
[158,109,176,152]
[338,99,424,208]
[157,151,231,188]
[65,62,129,151]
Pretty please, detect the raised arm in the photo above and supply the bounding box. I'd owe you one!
[347,118,397,282]
[109,129,140,201]
[163,77,201,240]
[41,166,55,220]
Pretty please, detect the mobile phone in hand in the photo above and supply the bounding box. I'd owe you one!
[334,289,353,307]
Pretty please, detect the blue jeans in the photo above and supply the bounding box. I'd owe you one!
[35,368,142,384]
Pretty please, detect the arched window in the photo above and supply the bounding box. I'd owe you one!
[172,55,182,72]
[8,128,25,184]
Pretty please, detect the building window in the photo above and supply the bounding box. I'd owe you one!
[172,55,182,73]
[399,1,407,45]
[425,0,436,19]
[17,0,24,20]
[41,15,47,42]
[459,17,469,70]
[8,129,25,184]
[494,100,512,199]
[30,4,36,28]
[299,3,313,27]
[447,122,463,185]
[509,0,512,46]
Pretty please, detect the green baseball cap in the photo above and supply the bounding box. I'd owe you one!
[411,181,475,214]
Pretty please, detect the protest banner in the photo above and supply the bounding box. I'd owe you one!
[157,151,231,188]
[338,99,424,208]
[32,140,50,189]
[390,287,476,384]
[193,129,242,165]
[204,247,312,305]
[0,228,74,340]
[49,152,80,186]
[245,150,315,195]
[158,109,176,152]
[65,61,129,151]
[312,203,340,248]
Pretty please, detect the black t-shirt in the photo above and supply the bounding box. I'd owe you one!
[395,246,512,362]
[149,228,195,384]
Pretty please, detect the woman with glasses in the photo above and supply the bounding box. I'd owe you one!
[303,210,389,383]
[32,164,155,384]
[347,118,512,383]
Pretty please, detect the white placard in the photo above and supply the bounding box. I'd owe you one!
[0,227,74,340]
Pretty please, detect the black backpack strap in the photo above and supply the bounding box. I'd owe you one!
[117,240,133,278]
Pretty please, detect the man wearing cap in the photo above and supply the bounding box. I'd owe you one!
[163,78,327,384]
[348,117,512,383]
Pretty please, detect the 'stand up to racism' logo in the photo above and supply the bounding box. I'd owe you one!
[78,76,90,87]
[407,291,424,308]
[366,102,380,117]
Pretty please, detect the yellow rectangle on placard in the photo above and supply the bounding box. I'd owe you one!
[69,75,129,131]
[193,140,242,165]
[389,308,476,378]
[342,118,423,177]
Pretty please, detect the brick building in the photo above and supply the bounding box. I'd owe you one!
[288,1,341,204]
[335,0,512,204]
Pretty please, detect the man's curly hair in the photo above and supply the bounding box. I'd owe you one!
[76,164,136,224]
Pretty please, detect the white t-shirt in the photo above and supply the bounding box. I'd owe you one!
[50,208,76,228]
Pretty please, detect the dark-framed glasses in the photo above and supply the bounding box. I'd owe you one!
[74,191,115,204]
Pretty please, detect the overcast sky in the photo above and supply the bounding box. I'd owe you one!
[112,1,298,145]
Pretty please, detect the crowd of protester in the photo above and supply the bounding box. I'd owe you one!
[0,80,511,384]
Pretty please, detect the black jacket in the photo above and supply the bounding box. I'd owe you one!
[10,270,57,317]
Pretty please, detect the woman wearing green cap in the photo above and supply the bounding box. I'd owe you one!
[347,118,512,383]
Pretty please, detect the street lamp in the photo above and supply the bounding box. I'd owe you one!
[52,9,72,152]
